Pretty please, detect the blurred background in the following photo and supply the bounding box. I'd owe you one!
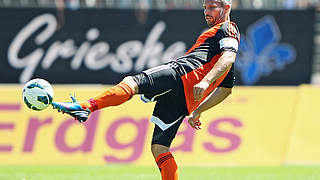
[0,0,319,9]
[0,0,320,179]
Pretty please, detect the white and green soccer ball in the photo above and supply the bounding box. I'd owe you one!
[22,78,54,111]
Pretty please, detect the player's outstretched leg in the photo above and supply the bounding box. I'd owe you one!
[52,76,138,122]
[52,95,90,122]
[152,144,179,180]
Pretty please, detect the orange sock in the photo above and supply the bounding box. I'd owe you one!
[81,81,135,112]
[156,152,179,180]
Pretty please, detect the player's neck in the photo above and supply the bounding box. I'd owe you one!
[216,14,230,25]
[225,15,230,22]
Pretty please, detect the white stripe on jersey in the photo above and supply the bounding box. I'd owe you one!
[143,65,170,74]
[219,37,239,52]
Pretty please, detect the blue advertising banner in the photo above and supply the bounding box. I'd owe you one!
[232,10,315,85]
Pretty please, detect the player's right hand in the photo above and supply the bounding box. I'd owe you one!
[193,81,209,101]
[188,111,202,130]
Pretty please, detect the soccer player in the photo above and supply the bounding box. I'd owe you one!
[52,0,239,179]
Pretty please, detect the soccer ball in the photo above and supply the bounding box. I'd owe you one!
[22,78,54,111]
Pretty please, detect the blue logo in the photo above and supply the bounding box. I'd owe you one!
[236,16,296,85]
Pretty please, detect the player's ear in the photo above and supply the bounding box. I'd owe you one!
[224,4,231,11]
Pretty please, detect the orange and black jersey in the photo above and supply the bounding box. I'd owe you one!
[169,21,240,114]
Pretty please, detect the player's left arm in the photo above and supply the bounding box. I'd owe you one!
[193,22,239,101]
[193,50,236,101]
[188,87,232,130]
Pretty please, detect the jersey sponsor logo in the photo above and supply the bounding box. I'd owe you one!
[236,16,296,85]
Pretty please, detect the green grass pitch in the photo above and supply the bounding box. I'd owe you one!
[1,165,320,180]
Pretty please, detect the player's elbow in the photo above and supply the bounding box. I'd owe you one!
[221,51,237,64]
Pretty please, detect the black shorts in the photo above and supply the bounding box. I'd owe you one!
[133,64,188,147]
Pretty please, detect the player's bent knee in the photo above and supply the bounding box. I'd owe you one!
[151,144,170,159]
[122,76,139,94]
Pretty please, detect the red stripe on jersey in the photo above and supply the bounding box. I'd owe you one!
[185,23,223,55]
[229,22,240,41]
[181,54,232,114]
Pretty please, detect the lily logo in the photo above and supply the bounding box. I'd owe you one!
[236,16,296,85]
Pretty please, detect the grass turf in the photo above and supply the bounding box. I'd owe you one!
[0,165,320,180]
